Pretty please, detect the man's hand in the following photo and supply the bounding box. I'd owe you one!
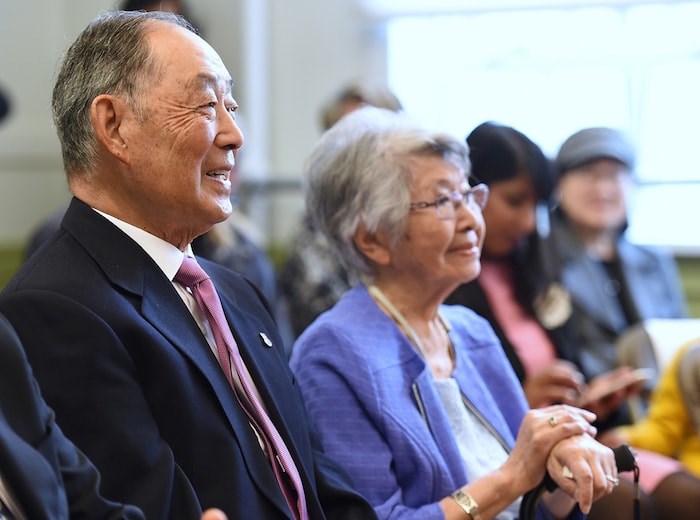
[202,509,228,520]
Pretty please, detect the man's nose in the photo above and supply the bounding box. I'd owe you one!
[216,109,244,151]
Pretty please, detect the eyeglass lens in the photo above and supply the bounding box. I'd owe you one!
[435,185,488,219]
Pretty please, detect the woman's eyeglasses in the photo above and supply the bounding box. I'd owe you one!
[409,183,489,220]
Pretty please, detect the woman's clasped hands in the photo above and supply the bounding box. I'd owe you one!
[505,404,617,515]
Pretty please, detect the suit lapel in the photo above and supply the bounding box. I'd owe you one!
[213,283,314,484]
[142,272,295,515]
[61,199,292,515]
[62,200,231,393]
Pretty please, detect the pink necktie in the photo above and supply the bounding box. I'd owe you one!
[175,256,308,520]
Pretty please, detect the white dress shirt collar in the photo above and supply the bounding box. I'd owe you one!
[94,209,193,280]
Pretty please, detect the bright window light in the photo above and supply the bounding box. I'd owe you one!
[386,2,700,252]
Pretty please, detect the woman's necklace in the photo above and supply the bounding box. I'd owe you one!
[368,285,454,374]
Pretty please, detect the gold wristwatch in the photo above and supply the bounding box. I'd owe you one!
[451,489,481,520]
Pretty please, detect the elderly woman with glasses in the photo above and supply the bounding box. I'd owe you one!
[290,107,617,520]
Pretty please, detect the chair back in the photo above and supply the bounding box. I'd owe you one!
[677,339,700,435]
[618,319,700,383]
[617,319,700,420]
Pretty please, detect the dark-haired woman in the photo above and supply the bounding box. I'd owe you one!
[446,121,700,519]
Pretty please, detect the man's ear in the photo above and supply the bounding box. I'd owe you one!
[91,94,130,164]
[353,222,392,266]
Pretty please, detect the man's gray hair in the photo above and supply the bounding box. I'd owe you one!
[52,10,196,177]
[304,106,470,282]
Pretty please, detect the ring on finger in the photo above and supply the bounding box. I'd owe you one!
[548,416,558,428]
[605,475,620,486]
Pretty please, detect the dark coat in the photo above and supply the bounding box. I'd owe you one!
[0,197,375,520]
[0,313,142,519]
[550,213,688,379]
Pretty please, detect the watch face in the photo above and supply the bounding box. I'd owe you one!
[452,490,481,518]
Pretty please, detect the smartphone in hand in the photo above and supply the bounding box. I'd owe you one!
[578,368,654,406]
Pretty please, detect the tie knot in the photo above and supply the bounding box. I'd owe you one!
[174,256,209,288]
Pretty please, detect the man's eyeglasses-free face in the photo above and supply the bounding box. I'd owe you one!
[409,183,489,220]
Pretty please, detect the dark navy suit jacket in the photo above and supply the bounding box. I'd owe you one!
[0,313,141,519]
[0,198,375,520]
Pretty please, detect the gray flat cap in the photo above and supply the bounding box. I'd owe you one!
[556,127,635,173]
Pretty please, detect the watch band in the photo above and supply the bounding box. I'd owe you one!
[451,489,482,520]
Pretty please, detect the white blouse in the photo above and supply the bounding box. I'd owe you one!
[433,377,521,519]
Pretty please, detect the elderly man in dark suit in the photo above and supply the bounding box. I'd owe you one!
[0,10,375,520]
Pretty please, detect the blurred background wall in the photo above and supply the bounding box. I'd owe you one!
[0,0,698,314]
[0,0,384,248]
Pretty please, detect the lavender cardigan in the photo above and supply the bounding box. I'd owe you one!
[291,285,573,519]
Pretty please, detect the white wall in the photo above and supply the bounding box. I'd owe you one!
[0,0,388,249]
[0,0,112,244]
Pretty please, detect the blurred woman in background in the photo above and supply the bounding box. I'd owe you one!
[550,127,687,384]
[446,121,700,519]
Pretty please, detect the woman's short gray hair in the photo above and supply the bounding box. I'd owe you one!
[304,106,469,282]
[51,10,196,177]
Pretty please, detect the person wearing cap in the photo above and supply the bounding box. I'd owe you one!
[551,127,688,386]
[445,122,700,519]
